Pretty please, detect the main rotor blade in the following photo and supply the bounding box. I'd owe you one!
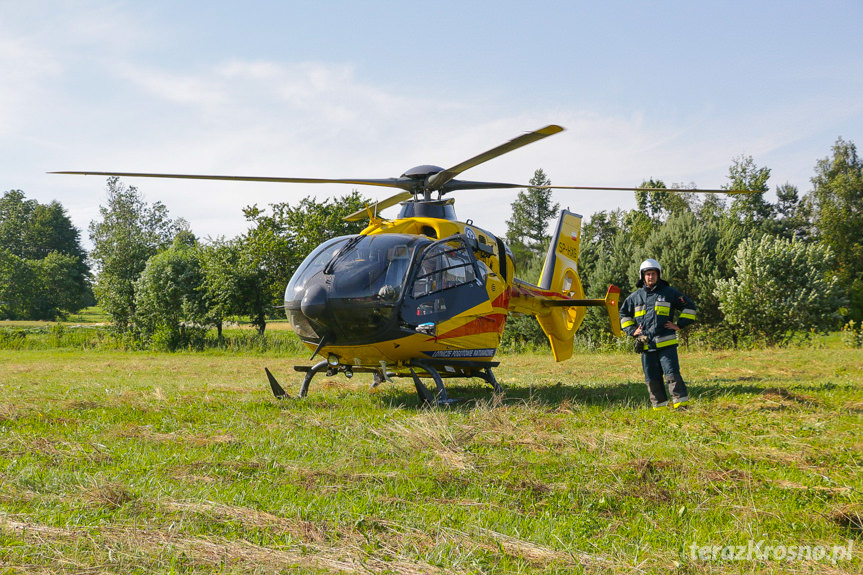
[52,170,753,196]
[49,171,415,190]
[427,124,564,191]
[537,185,756,195]
[441,180,756,194]
[344,191,414,221]
[340,181,754,222]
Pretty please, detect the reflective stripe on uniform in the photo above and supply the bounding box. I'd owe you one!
[680,308,696,320]
[634,305,646,318]
[655,333,678,348]
[621,316,635,329]
[655,301,671,316]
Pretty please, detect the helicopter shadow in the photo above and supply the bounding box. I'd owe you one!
[375,378,652,410]
[373,375,859,411]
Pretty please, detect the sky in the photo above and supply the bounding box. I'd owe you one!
[2,1,862,248]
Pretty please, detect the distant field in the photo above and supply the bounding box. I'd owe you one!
[0,307,295,331]
[0,345,861,573]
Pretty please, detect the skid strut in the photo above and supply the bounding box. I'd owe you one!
[409,361,455,405]
[477,366,503,393]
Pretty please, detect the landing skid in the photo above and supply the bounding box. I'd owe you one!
[264,360,503,405]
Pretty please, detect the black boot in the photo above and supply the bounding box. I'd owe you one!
[646,379,669,408]
[667,375,690,409]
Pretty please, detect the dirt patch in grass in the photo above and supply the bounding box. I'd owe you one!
[701,468,755,485]
[830,504,863,532]
[0,403,18,422]
[81,479,137,509]
[761,386,819,405]
[626,458,679,480]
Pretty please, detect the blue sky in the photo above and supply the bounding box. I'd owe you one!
[2,1,862,246]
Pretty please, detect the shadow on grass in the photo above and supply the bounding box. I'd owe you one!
[370,379,651,409]
[693,378,856,398]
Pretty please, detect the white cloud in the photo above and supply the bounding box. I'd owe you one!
[3,0,860,252]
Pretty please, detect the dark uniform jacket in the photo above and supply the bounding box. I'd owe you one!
[619,279,696,351]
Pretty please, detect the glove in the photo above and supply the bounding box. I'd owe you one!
[633,335,648,354]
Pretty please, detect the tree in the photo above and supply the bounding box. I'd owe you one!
[197,235,276,336]
[134,231,210,349]
[197,239,241,339]
[771,183,812,241]
[634,179,693,222]
[0,190,92,319]
[694,193,727,224]
[726,155,773,233]
[810,137,863,321]
[262,191,370,259]
[505,169,559,272]
[0,248,34,320]
[577,210,624,295]
[89,177,183,332]
[715,235,844,346]
[570,229,637,345]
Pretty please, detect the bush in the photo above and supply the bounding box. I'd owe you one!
[715,236,845,346]
[841,320,863,348]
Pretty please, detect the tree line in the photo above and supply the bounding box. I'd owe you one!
[1,137,861,349]
[504,138,861,348]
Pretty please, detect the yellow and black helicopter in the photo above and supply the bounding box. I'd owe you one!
[55,125,746,404]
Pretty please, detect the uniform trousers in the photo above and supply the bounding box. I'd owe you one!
[641,345,689,406]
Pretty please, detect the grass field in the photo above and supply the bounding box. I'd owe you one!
[1,344,861,574]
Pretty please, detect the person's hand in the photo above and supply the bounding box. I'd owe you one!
[665,321,680,331]
[634,326,643,336]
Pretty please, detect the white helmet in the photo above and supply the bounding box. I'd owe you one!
[639,258,662,279]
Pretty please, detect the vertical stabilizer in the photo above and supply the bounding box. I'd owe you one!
[536,210,587,361]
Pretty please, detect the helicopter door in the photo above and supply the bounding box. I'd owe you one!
[403,237,488,325]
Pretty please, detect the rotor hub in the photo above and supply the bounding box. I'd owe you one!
[401,165,444,179]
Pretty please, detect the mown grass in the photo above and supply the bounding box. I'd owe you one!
[1,345,861,574]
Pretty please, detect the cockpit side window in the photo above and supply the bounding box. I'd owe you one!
[412,240,478,298]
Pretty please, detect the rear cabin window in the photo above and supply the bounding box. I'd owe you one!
[412,241,477,298]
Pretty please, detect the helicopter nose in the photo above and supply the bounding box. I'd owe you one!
[301,283,329,324]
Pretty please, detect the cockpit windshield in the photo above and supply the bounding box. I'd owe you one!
[284,234,429,309]
[328,234,425,302]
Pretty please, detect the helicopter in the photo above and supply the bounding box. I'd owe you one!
[54,124,750,404]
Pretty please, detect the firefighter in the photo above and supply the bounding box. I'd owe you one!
[619,259,696,409]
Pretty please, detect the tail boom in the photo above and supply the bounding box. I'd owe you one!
[507,209,622,361]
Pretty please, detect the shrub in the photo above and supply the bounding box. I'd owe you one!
[715,236,845,346]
